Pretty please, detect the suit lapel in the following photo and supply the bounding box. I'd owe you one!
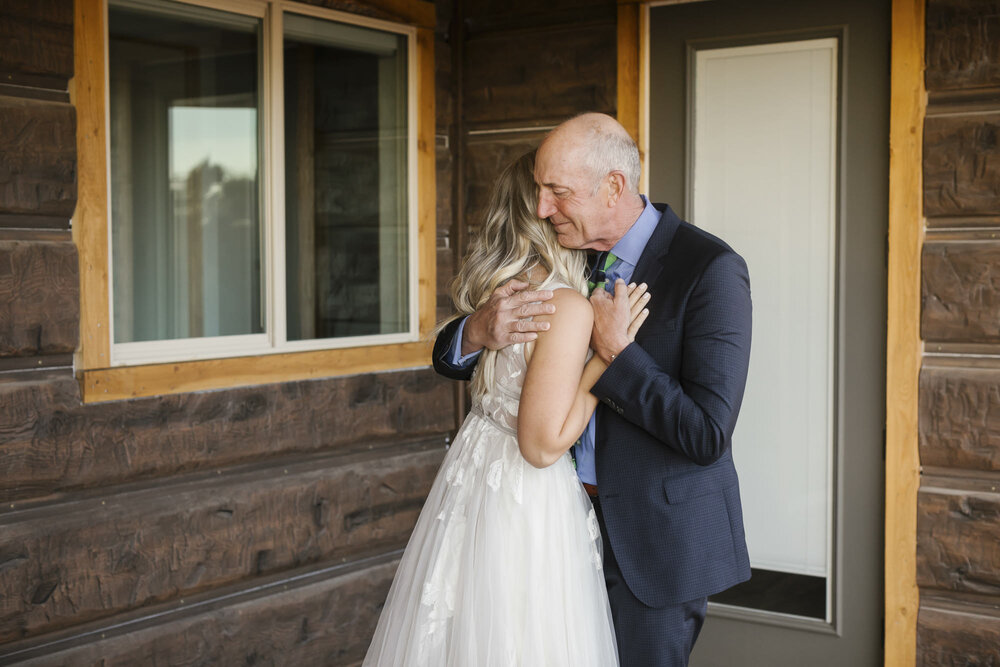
[631,203,681,287]
[595,204,680,451]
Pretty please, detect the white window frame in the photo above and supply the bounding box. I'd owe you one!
[106,0,420,366]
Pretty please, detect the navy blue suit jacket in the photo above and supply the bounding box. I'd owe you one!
[432,204,752,607]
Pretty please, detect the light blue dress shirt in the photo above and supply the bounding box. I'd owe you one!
[448,196,663,485]
[573,196,661,484]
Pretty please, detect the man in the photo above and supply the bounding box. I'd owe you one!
[432,113,752,666]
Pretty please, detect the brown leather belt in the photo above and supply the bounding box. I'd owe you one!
[582,482,599,498]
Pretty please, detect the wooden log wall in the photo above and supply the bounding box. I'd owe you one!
[0,1,456,664]
[918,0,1000,663]
[0,0,78,374]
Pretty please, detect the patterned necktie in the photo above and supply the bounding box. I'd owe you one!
[587,250,618,294]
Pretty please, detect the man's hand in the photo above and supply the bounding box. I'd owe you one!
[461,280,556,355]
[590,279,650,364]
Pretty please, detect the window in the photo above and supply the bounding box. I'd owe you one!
[108,1,265,350]
[74,0,435,400]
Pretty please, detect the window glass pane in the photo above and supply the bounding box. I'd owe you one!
[284,13,409,340]
[109,0,263,343]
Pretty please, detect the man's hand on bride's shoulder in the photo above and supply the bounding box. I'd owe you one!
[462,279,556,354]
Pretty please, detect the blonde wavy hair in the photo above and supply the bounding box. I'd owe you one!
[443,151,589,398]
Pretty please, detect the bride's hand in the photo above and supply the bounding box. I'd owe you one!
[590,279,650,363]
[626,282,650,341]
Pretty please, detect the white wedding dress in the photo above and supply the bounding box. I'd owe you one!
[363,305,618,666]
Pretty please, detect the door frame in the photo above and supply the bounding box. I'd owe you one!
[615,0,925,664]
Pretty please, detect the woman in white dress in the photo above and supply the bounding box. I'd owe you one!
[363,152,647,666]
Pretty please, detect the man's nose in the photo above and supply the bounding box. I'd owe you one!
[537,191,556,219]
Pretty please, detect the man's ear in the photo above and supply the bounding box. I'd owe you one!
[606,171,626,206]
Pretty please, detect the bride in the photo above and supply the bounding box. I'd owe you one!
[363,152,647,666]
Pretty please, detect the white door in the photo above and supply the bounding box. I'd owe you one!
[647,0,888,664]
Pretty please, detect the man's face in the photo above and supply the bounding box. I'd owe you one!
[534,139,610,251]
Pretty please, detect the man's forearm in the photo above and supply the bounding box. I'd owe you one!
[459,311,486,357]
[433,316,484,380]
[432,317,480,381]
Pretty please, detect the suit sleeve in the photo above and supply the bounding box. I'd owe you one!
[591,251,752,466]
[432,316,479,382]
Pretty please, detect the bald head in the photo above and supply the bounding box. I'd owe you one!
[533,113,646,251]
[542,113,641,194]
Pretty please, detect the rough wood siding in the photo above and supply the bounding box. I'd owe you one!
[924,114,1000,218]
[917,480,1000,595]
[919,1,1000,662]
[0,98,76,222]
[0,0,74,92]
[921,242,1000,342]
[10,556,399,666]
[1,440,442,644]
[0,241,78,358]
[920,366,1000,471]
[926,0,1000,91]
[0,3,78,370]
[0,1,454,664]
[461,0,616,131]
[464,135,545,231]
[0,368,451,504]
[917,605,1000,667]
[462,21,616,129]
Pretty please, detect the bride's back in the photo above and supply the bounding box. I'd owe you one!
[470,279,580,437]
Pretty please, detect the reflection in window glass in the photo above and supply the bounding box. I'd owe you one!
[284,14,409,340]
[109,0,263,343]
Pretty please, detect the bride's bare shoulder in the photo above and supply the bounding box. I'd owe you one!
[523,287,591,363]
[538,287,592,327]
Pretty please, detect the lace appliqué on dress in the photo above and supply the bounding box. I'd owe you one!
[418,512,465,663]
[587,508,603,569]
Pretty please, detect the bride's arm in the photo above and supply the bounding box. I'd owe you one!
[517,289,604,468]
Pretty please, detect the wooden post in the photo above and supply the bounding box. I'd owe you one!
[616,0,647,193]
[72,0,111,370]
[417,25,437,337]
[885,0,925,664]
[616,2,640,145]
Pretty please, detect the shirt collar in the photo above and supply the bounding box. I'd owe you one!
[610,195,661,266]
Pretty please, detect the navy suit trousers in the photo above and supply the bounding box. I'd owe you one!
[594,495,708,667]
